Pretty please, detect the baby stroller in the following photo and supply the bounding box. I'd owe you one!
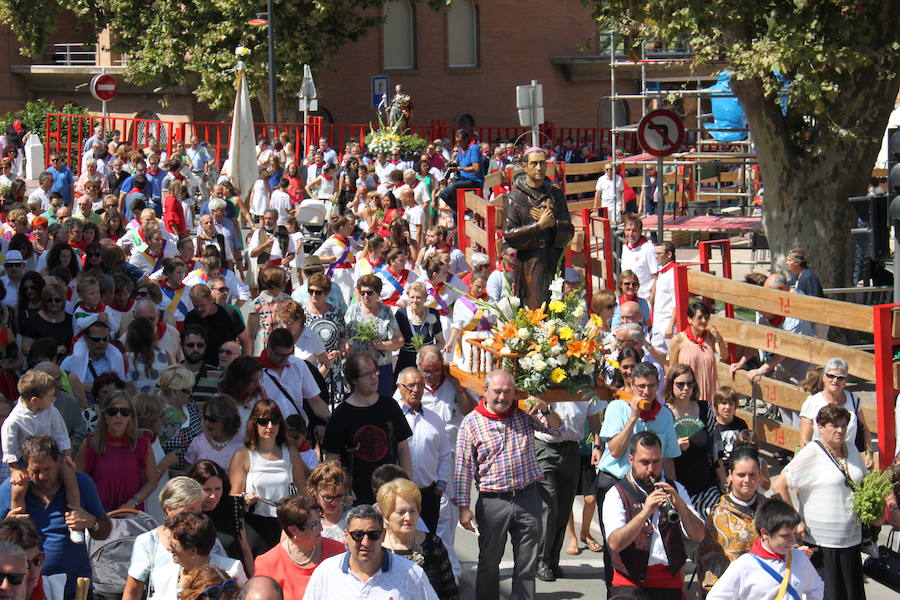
[88,509,159,600]
[296,200,329,254]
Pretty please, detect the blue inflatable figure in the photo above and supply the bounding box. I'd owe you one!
[703,71,748,142]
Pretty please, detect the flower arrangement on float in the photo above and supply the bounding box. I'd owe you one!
[466,273,617,401]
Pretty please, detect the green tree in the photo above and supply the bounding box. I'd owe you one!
[587,1,900,287]
[0,0,446,122]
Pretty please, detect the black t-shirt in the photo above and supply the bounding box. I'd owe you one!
[322,394,413,505]
[23,312,74,351]
[184,303,245,366]
[673,400,719,496]
[715,416,749,464]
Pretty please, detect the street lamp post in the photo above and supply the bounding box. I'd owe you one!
[266,0,276,123]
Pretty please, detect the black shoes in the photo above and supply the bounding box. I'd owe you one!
[536,564,564,582]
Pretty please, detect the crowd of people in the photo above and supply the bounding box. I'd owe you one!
[0,123,893,600]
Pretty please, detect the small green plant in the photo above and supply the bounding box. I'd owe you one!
[410,333,427,350]
[851,469,893,526]
[352,319,379,344]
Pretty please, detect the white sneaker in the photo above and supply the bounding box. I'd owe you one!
[69,528,84,544]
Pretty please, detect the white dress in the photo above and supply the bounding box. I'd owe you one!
[450,295,494,372]
[249,179,269,216]
[314,235,357,307]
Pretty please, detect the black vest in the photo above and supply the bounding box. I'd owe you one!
[610,475,687,581]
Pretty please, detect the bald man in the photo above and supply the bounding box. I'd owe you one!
[239,576,283,600]
[119,299,183,362]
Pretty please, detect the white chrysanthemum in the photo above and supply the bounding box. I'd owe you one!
[572,305,585,320]
[517,328,530,340]
[533,359,547,372]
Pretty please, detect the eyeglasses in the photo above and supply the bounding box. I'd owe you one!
[824,372,847,381]
[203,414,218,423]
[319,493,344,503]
[358,289,376,297]
[347,529,383,543]
[398,382,425,391]
[201,579,238,600]
[621,282,638,287]
[185,342,206,349]
[308,289,326,296]
[87,335,110,342]
[212,287,229,293]
[105,406,132,417]
[27,553,45,568]
[257,417,282,427]
[673,380,696,389]
[0,572,25,586]
[135,291,149,298]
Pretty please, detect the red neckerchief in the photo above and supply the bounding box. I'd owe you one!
[183,258,196,271]
[156,321,167,341]
[77,301,106,313]
[625,237,648,250]
[640,399,663,422]
[684,327,707,347]
[158,278,183,292]
[256,349,282,371]
[367,254,384,269]
[388,159,401,165]
[129,187,143,196]
[499,264,515,272]
[749,539,785,562]
[768,315,786,327]
[68,240,88,252]
[618,294,636,304]
[110,297,135,312]
[474,397,516,420]
[657,261,677,275]
[104,432,128,445]
[408,180,418,189]
[322,173,333,181]
[424,373,446,395]
[29,575,44,600]
[335,235,348,245]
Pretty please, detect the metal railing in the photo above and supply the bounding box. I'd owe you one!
[594,33,692,58]
[46,43,96,66]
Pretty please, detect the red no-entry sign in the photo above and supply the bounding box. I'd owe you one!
[90,74,118,102]
[637,109,685,157]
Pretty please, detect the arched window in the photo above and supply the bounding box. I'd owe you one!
[447,0,478,68]
[134,110,168,147]
[599,99,629,129]
[383,0,415,70]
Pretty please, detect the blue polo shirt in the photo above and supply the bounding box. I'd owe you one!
[0,472,107,598]
[597,399,681,479]
[47,166,74,206]
[457,142,484,185]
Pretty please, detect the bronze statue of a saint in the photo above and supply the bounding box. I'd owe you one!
[387,84,413,135]
[503,148,574,309]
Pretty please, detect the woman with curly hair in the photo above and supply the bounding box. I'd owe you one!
[178,565,237,600]
[218,357,267,428]
[45,242,80,279]
[188,459,254,572]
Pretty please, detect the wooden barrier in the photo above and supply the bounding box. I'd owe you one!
[456,189,499,266]
[674,263,898,468]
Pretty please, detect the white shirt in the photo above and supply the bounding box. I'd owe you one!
[420,378,476,447]
[28,188,51,211]
[248,228,296,263]
[620,238,658,300]
[0,275,18,308]
[422,247,469,277]
[651,262,677,351]
[259,357,321,423]
[394,400,452,488]
[799,390,860,445]
[270,189,293,225]
[602,474,700,567]
[535,400,603,444]
[149,554,246,600]
[403,204,424,242]
[1,401,70,463]
[706,548,824,600]
[595,173,624,202]
[294,327,327,363]
[486,268,513,302]
[302,551,438,600]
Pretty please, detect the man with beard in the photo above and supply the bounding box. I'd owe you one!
[503,148,574,309]
[603,431,704,600]
[180,325,222,403]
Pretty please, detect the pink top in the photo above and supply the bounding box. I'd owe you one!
[185,433,245,472]
[675,331,718,403]
[83,431,151,511]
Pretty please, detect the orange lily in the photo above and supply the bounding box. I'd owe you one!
[528,306,548,325]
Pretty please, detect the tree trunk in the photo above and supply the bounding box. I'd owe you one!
[731,68,900,289]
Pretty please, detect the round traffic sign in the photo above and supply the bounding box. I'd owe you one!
[637,109,685,157]
[90,74,118,102]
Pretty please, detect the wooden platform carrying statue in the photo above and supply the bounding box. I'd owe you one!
[503,147,574,309]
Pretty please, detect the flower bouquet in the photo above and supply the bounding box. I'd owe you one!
[466,273,615,404]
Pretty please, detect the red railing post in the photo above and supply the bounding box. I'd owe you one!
[484,204,497,268]
[600,214,614,291]
[673,263,691,333]
[872,303,898,470]
[580,208,593,309]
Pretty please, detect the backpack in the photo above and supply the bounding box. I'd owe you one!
[87,509,159,600]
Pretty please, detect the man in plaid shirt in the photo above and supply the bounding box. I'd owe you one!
[453,369,562,600]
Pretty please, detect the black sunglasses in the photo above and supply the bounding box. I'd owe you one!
[0,572,25,585]
[201,579,238,600]
[105,406,132,417]
[673,381,696,389]
[257,417,282,427]
[308,289,326,296]
[347,529,382,542]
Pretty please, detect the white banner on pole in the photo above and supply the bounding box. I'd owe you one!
[228,64,258,200]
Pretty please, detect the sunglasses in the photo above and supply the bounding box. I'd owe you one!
[824,372,847,381]
[202,414,218,423]
[105,406,132,417]
[185,342,206,349]
[212,287,229,293]
[87,335,110,342]
[135,291,149,297]
[201,579,238,600]
[257,417,282,427]
[347,529,383,542]
[674,381,695,389]
[358,289,376,297]
[308,289,326,296]
[0,572,25,586]
[621,282,638,287]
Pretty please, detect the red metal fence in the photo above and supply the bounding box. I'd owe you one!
[47,114,639,175]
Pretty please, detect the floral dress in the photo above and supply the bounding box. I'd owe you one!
[251,290,292,353]
[304,304,347,404]
[159,400,204,475]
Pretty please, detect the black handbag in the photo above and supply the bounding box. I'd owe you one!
[863,529,900,591]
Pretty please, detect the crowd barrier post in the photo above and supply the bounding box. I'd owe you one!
[873,303,899,469]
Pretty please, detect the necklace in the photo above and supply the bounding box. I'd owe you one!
[285,540,319,567]
[207,433,230,450]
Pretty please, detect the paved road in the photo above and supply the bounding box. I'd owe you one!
[453,496,898,599]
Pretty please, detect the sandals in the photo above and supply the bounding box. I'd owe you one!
[581,536,602,553]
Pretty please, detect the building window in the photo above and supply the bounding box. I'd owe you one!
[134,110,168,146]
[447,0,478,68]
[383,0,415,70]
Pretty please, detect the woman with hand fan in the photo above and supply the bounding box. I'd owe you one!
[664,363,726,517]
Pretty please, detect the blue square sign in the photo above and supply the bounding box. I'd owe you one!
[372,75,389,109]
